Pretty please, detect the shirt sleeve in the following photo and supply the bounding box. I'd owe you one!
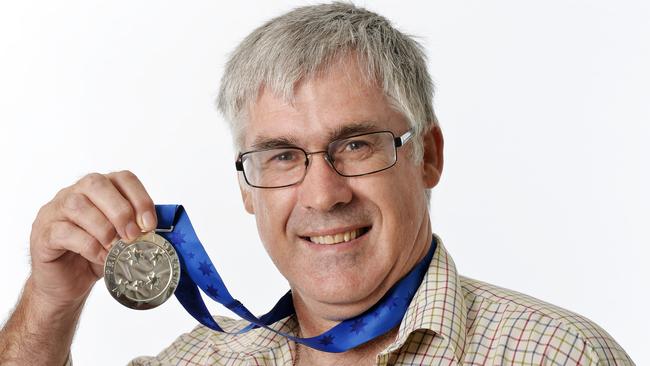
[560,315,636,366]
[582,332,636,365]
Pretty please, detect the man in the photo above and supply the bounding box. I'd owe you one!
[0,3,633,365]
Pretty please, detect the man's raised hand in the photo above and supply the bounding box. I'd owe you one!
[28,170,158,307]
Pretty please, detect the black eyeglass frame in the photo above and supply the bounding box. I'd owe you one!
[235,129,414,189]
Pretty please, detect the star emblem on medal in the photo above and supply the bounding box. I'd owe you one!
[111,278,129,297]
[124,247,144,266]
[130,279,143,291]
[145,272,160,290]
[148,248,165,267]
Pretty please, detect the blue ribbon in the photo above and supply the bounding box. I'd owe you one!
[155,204,436,353]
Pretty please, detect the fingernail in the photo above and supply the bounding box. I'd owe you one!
[126,221,141,241]
[141,211,156,231]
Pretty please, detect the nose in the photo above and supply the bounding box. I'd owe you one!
[297,151,353,211]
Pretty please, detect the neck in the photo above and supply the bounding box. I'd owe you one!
[294,326,398,366]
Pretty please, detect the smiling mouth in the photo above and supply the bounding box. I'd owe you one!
[302,227,371,245]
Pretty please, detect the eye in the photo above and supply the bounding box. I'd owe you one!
[345,140,370,151]
[274,152,294,161]
[267,149,299,163]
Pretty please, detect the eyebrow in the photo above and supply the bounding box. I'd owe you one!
[328,121,378,141]
[249,136,300,150]
[248,121,380,151]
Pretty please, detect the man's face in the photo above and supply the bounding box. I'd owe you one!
[240,57,443,320]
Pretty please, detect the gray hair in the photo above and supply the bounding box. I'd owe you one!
[217,2,437,203]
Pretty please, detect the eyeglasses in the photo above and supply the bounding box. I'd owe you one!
[235,130,413,188]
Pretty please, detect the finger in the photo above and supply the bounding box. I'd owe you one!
[47,221,107,265]
[90,262,104,278]
[58,191,117,249]
[74,173,140,242]
[107,170,157,232]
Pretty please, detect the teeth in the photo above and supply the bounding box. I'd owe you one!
[310,229,363,245]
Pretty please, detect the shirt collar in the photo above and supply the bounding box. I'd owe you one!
[382,234,467,362]
[208,314,298,357]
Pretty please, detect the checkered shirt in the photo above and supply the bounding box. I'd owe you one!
[128,237,633,365]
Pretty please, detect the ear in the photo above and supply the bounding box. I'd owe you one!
[239,181,255,215]
[421,124,444,188]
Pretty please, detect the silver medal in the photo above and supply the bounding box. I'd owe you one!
[104,232,180,310]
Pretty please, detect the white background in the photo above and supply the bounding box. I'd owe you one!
[1,1,648,364]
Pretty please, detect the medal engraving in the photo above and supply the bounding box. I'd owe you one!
[104,232,180,310]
